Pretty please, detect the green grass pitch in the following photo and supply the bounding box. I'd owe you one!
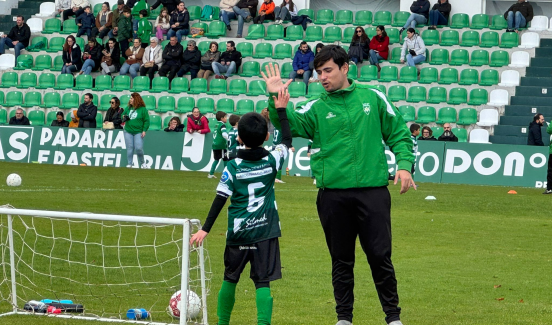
[0,162,551,324]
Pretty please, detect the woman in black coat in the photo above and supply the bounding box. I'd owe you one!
[61,35,82,74]
[100,38,121,76]
[79,38,103,75]
[104,97,124,129]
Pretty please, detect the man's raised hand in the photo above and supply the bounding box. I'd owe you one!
[261,63,292,94]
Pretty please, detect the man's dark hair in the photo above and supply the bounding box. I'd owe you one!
[17,15,24,21]
[227,40,235,48]
[410,123,420,133]
[314,45,348,70]
[139,9,148,17]
[85,93,94,100]
[229,114,240,127]
[216,111,227,121]
[300,41,307,47]
[238,113,268,148]
[534,113,543,122]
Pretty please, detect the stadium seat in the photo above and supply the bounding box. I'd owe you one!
[453,128,468,142]
[198,41,210,53]
[73,74,93,91]
[240,61,260,77]
[156,96,176,113]
[253,43,273,59]
[348,64,358,80]
[415,106,436,123]
[323,26,342,42]
[36,3,56,18]
[335,10,353,25]
[4,91,23,107]
[93,3,103,15]
[26,36,47,52]
[447,87,468,105]
[245,24,265,40]
[259,62,278,78]
[379,65,398,82]
[297,8,314,19]
[355,10,372,25]
[460,30,480,47]
[480,31,499,47]
[519,32,539,49]
[314,9,334,24]
[265,24,284,40]
[112,75,131,91]
[60,19,78,34]
[429,48,449,65]
[0,108,7,124]
[52,55,64,71]
[284,25,304,41]
[388,85,406,102]
[32,55,52,71]
[469,49,489,66]
[458,69,479,85]
[467,89,489,106]
[163,115,173,128]
[0,54,15,70]
[150,77,170,93]
[149,114,162,130]
[392,11,411,27]
[206,79,227,95]
[36,73,56,89]
[142,95,156,111]
[216,98,235,113]
[509,51,530,68]
[27,110,45,126]
[236,42,253,57]
[13,54,33,70]
[0,91,5,105]
[175,96,195,113]
[499,32,519,48]
[398,66,418,83]
[280,62,293,78]
[438,68,458,85]
[22,92,42,108]
[436,107,457,124]
[487,89,509,106]
[305,25,323,42]
[469,129,490,145]
[273,43,292,59]
[418,67,438,84]
[190,21,209,36]
[440,30,459,46]
[490,14,508,30]
[448,49,469,66]
[256,99,269,113]
[386,28,400,44]
[479,69,499,86]
[46,111,58,125]
[17,72,37,89]
[426,87,447,104]
[205,21,226,38]
[406,86,426,103]
[188,78,208,94]
[188,5,202,20]
[373,11,392,26]
[529,16,548,31]
[0,72,18,88]
[431,127,444,138]
[247,80,267,96]
[470,14,489,29]
[119,94,131,107]
[236,99,255,114]
[358,65,378,82]
[228,79,248,96]
[289,82,306,98]
[386,47,401,64]
[477,109,499,126]
[52,74,73,90]
[92,75,113,91]
[421,29,440,45]
[97,94,115,111]
[40,92,61,108]
[398,105,416,122]
[457,107,478,125]
[307,82,325,98]
[197,97,215,113]
[498,70,520,87]
[129,76,150,92]
[449,13,469,29]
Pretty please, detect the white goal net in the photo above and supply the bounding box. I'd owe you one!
[0,205,211,325]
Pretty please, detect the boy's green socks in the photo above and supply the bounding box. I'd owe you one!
[256,287,273,325]
[276,169,282,181]
[210,159,219,175]
[217,281,237,325]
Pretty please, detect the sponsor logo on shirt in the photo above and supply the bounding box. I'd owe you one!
[236,167,272,180]
[326,112,336,119]
[129,110,138,120]
[363,103,371,116]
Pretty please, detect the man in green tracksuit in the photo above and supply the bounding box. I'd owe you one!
[262,45,415,325]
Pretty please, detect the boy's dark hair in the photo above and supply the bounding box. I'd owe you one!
[410,123,421,133]
[216,111,227,121]
[139,9,148,17]
[229,114,240,127]
[123,7,131,13]
[238,113,268,148]
[314,45,348,70]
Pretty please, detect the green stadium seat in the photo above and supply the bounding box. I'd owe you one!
[273,43,292,59]
[467,89,489,106]
[52,55,64,71]
[355,10,372,25]
[129,76,150,92]
[387,28,400,44]
[236,99,255,114]
[92,75,113,91]
[490,14,508,30]
[438,68,458,85]
[188,5,202,20]
[398,66,417,83]
[365,27,377,39]
[416,106,436,123]
[149,114,162,130]
[190,22,209,37]
[256,100,268,113]
[245,24,265,40]
[426,87,447,104]
[429,48,449,65]
[142,95,156,111]
[46,36,65,53]
[0,72,18,88]
[227,79,247,96]
[163,115,173,129]
[460,30,480,47]
[289,81,306,98]
[471,14,489,29]
[489,50,509,67]
[236,42,253,57]
[449,49,469,66]
[98,94,116,111]
[119,94,131,107]
[436,107,457,124]
[150,77,170,93]
[421,29,440,46]
[480,31,499,47]
[188,78,208,94]
[112,75,131,91]
[60,19,78,34]
[314,9,334,24]
[43,18,61,34]
[307,82,325,98]
[27,110,45,126]
[459,69,479,85]
[26,36,47,52]
[280,62,293,78]
[17,72,37,89]
[247,80,267,96]
[379,65,398,82]
[373,10,392,25]
[75,37,85,50]
[453,128,468,142]
[398,105,416,122]
[479,69,499,86]
[22,92,42,108]
[406,86,426,103]
[4,91,23,107]
[418,67,438,84]
[388,47,402,64]
[216,98,235,113]
[205,21,226,38]
[440,30,459,46]
[168,77,189,93]
[32,55,52,71]
[447,87,468,105]
[0,108,6,124]
[388,85,406,102]
[73,74,93,90]
[36,73,55,89]
[284,25,304,41]
[348,64,358,80]
[240,61,260,77]
[253,43,273,59]
[156,96,176,113]
[323,26,342,42]
[499,32,518,48]
[198,41,210,53]
[392,11,411,27]
[297,9,314,19]
[305,25,323,42]
[469,49,489,66]
[335,9,353,25]
[449,13,469,29]
[358,65,378,82]
[46,111,58,125]
[40,92,61,108]
[176,97,195,113]
[13,54,33,70]
[160,40,169,49]
[265,24,284,40]
[53,74,74,90]
[457,108,478,125]
[431,127,444,138]
[207,78,227,95]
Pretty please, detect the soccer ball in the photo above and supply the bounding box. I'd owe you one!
[6,174,21,187]
[167,290,201,319]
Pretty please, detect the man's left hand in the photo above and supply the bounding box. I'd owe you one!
[394,170,416,194]
[12,41,18,45]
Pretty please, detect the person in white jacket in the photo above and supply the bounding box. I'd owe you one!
[400,27,426,67]
[63,0,90,21]
[273,0,298,25]
[56,0,72,20]
[219,0,240,31]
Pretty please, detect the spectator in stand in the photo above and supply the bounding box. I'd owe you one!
[545,120,552,194]
[9,108,30,125]
[151,0,178,17]
[177,40,201,78]
[212,41,242,80]
[61,35,83,74]
[187,107,211,134]
[77,93,98,128]
[51,112,70,127]
[368,26,389,72]
[76,6,95,38]
[164,116,185,132]
[122,92,150,169]
[108,0,126,38]
[136,10,152,48]
[438,123,458,142]
[418,126,437,140]
[155,8,171,40]
[69,110,80,127]
[505,0,533,33]
[198,42,220,80]
[140,37,163,85]
[273,0,296,25]
[168,2,190,42]
[79,38,103,75]
[219,0,240,31]
[91,2,112,39]
[100,38,121,76]
[348,26,369,65]
[527,113,545,146]
[104,96,124,129]
[63,0,90,21]
[427,0,451,30]
[232,0,258,37]
[400,28,426,68]
[120,38,144,78]
[56,0,72,20]
[158,35,183,81]
[254,0,275,24]
[309,43,324,82]
[117,7,133,56]
[290,41,314,86]
[0,16,30,59]
[400,0,430,35]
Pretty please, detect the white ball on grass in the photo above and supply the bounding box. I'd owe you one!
[6,174,21,187]
[167,290,201,319]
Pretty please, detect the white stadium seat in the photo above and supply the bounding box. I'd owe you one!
[35,2,56,18]
[27,18,43,33]
[487,89,509,106]
[518,32,540,49]
[0,54,15,70]
[508,51,530,68]
[528,16,548,31]
[469,129,490,144]
[498,70,520,87]
[477,109,499,127]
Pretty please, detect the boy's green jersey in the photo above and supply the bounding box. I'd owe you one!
[227,127,239,158]
[216,144,288,245]
[272,128,282,146]
[212,121,228,150]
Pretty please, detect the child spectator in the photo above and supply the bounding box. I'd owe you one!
[164,116,185,132]
[227,114,241,160]
[76,6,95,38]
[155,8,171,40]
[136,9,152,48]
[253,0,275,24]
[208,111,228,178]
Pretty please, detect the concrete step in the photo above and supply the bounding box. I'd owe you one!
[515,86,552,97]
[493,124,550,142]
[519,77,552,87]
[504,105,552,116]
[490,135,531,145]
[530,57,552,67]
[535,47,552,57]
[525,67,552,77]
[499,115,552,126]
[511,96,552,106]
[539,38,552,48]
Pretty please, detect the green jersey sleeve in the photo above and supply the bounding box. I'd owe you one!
[268,93,317,140]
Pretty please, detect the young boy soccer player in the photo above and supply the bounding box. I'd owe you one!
[190,88,293,325]
[227,115,240,161]
[208,111,229,178]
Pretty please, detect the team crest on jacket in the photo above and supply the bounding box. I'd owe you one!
[363,103,371,116]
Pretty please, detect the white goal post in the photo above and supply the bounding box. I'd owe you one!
[0,206,210,325]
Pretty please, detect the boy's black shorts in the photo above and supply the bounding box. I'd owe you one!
[213,149,229,161]
[223,238,281,284]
